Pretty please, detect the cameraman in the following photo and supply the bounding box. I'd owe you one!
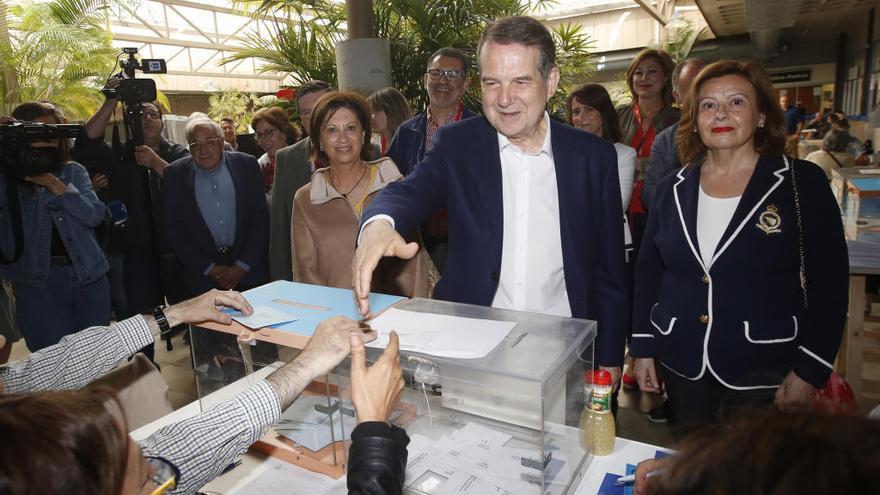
[75,78,189,327]
[0,102,110,351]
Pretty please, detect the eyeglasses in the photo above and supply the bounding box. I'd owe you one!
[188,137,221,151]
[146,456,177,495]
[255,128,277,140]
[426,69,464,81]
[142,111,162,120]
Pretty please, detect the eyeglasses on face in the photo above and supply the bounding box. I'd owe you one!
[142,111,162,120]
[188,137,221,151]
[255,127,278,140]
[426,69,464,81]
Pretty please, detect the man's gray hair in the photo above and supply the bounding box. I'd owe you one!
[185,117,223,143]
[823,129,850,153]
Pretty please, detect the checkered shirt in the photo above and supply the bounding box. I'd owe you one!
[140,380,281,494]
[0,315,154,394]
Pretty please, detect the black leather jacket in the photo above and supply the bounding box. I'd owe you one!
[347,422,409,494]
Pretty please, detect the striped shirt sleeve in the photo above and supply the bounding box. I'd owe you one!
[0,315,154,394]
[139,380,281,495]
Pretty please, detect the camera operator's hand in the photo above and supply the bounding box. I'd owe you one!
[25,174,65,195]
[0,116,16,125]
[91,173,109,190]
[134,145,167,176]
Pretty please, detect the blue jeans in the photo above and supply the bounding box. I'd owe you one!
[14,265,110,351]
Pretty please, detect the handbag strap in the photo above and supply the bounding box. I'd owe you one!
[824,150,844,168]
[789,155,808,308]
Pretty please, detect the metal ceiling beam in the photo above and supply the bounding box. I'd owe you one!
[633,0,671,26]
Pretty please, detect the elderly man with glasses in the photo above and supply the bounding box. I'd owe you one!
[161,118,269,296]
[386,47,478,273]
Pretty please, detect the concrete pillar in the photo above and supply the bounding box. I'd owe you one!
[335,0,391,95]
[336,38,392,95]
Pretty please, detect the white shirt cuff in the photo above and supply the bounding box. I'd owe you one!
[356,214,396,246]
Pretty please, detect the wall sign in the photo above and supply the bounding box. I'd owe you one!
[770,69,812,83]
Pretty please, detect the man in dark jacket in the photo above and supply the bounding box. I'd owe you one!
[641,57,706,209]
[162,118,269,296]
[387,47,478,272]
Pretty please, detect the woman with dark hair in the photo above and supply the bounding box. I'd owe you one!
[630,59,848,431]
[0,102,109,351]
[0,317,410,495]
[367,87,413,157]
[568,83,637,255]
[292,92,431,296]
[251,106,300,202]
[634,412,880,495]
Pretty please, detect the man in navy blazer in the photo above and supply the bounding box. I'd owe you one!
[354,17,628,383]
[162,118,269,297]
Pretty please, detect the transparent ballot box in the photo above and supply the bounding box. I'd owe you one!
[190,287,596,494]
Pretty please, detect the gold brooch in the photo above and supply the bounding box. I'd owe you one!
[756,204,782,234]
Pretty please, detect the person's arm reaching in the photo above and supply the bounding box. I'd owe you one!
[347,331,409,495]
[83,78,120,140]
[140,316,376,494]
[353,219,419,316]
[0,290,252,394]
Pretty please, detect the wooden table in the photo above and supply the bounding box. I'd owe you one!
[842,241,880,414]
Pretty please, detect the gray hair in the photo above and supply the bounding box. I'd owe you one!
[185,117,223,143]
[823,129,850,153]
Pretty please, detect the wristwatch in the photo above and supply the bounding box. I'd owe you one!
[152,305,171,336]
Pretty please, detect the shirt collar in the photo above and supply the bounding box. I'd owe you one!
[497,112,553,158]
[193,152,227,177]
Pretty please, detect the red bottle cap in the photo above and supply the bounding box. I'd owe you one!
[585,369,612,386]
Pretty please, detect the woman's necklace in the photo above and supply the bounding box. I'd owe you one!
[330,163,368,198]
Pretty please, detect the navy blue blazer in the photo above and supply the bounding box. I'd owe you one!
[631,155,848,389]
[386,108,479,176]
[162,151,269,295]
[362,116,629,367]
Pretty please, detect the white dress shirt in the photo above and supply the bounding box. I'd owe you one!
[491,113,571,317]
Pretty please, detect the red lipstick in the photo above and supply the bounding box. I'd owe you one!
[711,127,734,133]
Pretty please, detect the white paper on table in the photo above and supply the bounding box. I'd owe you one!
[859,169,880,174]
[226,457,346,494]
[406,434,455,482]
[365,308,516,358]
[232,305,297,329]
[434,468,516,495]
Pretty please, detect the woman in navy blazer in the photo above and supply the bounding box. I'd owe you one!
[631,60,848,429]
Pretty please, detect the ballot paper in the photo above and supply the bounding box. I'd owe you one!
[403,422,566,495]
[226,456,346,494]
[232,305,298,329]
[365,308,516,358]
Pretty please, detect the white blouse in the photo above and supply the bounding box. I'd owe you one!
[697,186,741,268]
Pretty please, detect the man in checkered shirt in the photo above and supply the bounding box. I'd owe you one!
[0,290,408,494]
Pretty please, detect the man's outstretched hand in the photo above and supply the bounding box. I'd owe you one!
[352,220,418,317]
[163,289,253,327]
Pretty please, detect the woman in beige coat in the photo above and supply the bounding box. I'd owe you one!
[291,92,431,297]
